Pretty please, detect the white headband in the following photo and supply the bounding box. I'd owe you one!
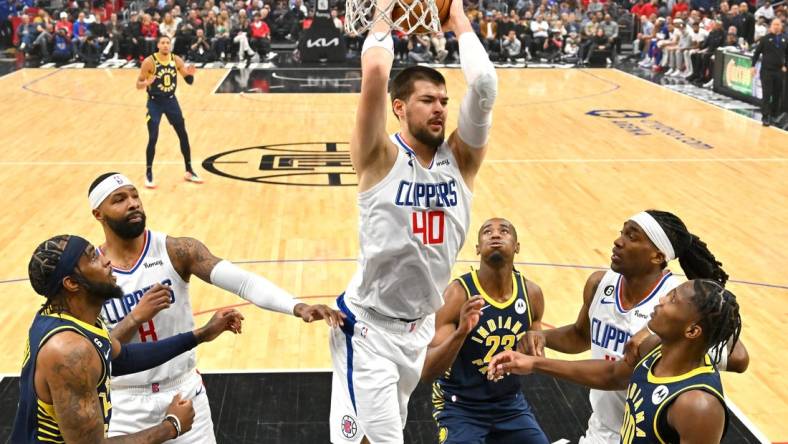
[89,174,134,209]
[630,212,676,261]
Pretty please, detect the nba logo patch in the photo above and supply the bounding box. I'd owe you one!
[341,415,358,439]
[515,299,527,315]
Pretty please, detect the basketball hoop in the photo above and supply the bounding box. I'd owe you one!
[344,0,441,35]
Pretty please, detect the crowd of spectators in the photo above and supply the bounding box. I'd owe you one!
[2,0,311,64]
[1,0,785,69]
[632,0,786,86]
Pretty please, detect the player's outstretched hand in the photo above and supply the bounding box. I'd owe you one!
[444,0,470,34]
[457,295,484,336]
[184,64,196,76]
[486,350,534,381]
[131,283,172,324]
[195,308,244,343]
[294,303,346,328]
[523,330,545,357]
[165,393,195,436]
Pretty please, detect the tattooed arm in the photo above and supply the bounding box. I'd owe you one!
[39,331,187,443]
[165,236,344,325]
[166,236,221,283]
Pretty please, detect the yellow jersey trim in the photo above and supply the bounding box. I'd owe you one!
[518,273,533,325]
[153,52,174,66]
[456,277,472,301]
[647,351,714,384]
[653,383,725,444]
[471,270,518,309]
[43,313,109,340]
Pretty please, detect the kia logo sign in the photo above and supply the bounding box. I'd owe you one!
[306,37,340,48]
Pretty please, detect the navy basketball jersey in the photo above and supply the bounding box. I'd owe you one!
[433,269,532,409]
[148,53,178,98]
[621,345,727,444]
[12,310,113,443]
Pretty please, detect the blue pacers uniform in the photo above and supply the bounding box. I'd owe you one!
[11,309,113,443]
[432,270,549,444]
[146,53,184,127]
[621,345,728,444]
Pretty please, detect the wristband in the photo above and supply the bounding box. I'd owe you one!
[361,32,394,57]
[163,414,181,438]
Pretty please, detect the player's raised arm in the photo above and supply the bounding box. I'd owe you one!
[351,0,398,189]
[165,236,345,327]
[446,0,498,188]
[136,56,155,90]
[421,284,484,382]
[109,308,244,376]
[487,349,633,391]
[526,271,603,356]
[174,55,196,84]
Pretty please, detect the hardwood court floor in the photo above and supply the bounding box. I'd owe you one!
[0,67,785,441]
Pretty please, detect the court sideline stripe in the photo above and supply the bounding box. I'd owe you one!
[615,68,788,135]
[726,397,771,444]
[210,68,232,95]
[2,157,787,165]
[1,258,786,290]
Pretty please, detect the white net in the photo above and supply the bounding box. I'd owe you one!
[344,0,441,35]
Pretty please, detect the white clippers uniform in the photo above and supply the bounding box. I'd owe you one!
[330,134,472,443]
[581,269,681,444]
[100,230,216,443]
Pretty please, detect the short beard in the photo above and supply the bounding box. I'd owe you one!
[412,125,445,148]
[408,114,445,149]
[486,250,506,265]
[73,273,124,302]
[105,212,146,239]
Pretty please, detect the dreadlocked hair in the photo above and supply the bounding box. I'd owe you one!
[691,279,742,365]
[646,210,729,286]
[28,235,71,313]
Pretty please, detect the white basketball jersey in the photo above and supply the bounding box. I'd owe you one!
[344,133,473,320]
[587,269,682,433]
[100,230,195,386]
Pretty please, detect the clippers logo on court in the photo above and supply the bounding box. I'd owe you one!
[340,415,358,439]
[202,142,356,186]
[586,109,713,149]
[652,385,669,405]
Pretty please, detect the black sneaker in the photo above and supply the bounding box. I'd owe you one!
[762,119,770,127]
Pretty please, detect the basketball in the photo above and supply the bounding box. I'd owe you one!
[391,0,452,34]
